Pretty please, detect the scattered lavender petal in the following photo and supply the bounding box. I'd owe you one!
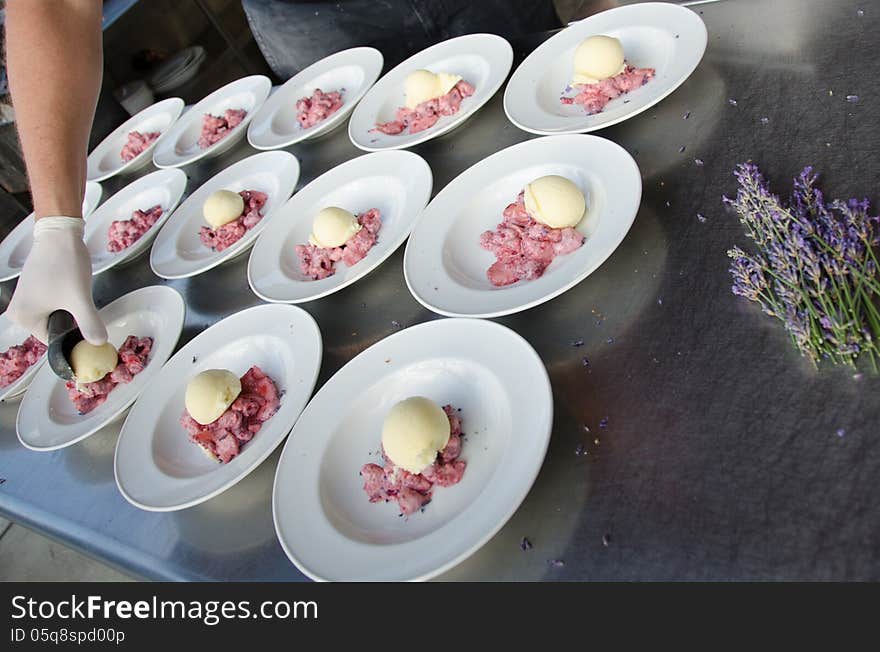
[678,145,686,153]
[391,320,401,328]
[853,373,864,381]
[697,213,707,223]
[571,339,584,347]
[575,443,587,457]
[694,158,704,166]
[606,337,615,344]
[683,111,691,120]
[760,117,770,125]
[728,98,738,106]
[599,417,609,429]
[602,533,611,547]
[581,357,590,368]
[836,428,846,438]
[520,537,533,551]
[548,559,565,568]
[657,297,664,305]
[846,94,860,103]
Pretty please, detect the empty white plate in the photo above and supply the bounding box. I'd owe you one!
[150,151,299,279]
[504,2,707,135]
[348,33,513,152]
[404,134,641,318]
[248,47,384,149]
[84,169,188,276]
[87,97,185,181]
[273,318,552,581]
[0,181,103,282]
[16,286,185,451]
[0,312,46,402]
[114,304,322,512]
[152,75,271,168]
[248,150,432,304]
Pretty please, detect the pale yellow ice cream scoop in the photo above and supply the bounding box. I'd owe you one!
[404,69,462,109]
[185,369,241,426]
[381,396,451,473]
[524,175,586,229]
[203,189,244,228]
[70,340,118,383]
[572,35,625,85]
[308,206,362,248]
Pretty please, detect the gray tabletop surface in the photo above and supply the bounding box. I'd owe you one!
[2,0,878,581]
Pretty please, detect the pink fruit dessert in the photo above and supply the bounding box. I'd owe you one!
[360,405,466,516]
[295,208,381,280]
[374,80,475,135]
[65,335,153,414]
[120,130,160,162]
[199,189,268,252]
[480,190,584,287]
[198,108,248,149]
[180,366,281,464]
[106,204,164,253]
[560,64,655,115]
[0,336,47,388]
[296,88,343,129]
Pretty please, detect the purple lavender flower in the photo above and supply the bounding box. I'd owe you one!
[725,162,880,369]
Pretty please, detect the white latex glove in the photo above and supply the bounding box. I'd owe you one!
[6,216,107,345]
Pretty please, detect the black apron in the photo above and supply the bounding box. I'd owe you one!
[242,0,561,78]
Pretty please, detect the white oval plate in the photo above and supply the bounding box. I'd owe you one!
[84,169,188,276]
[273,318,552,581]
[404,135,641,318]
[348,33,513,152]
[152,75,271,169]
[248,47,384,150]
[504,2,707,135]
[0,181,103,282]
[114,304,322,512]
[16,286,185,451]
[150,151,299,279]
[248,151,432,304]
[0,312,47,402]
[87,98,185,181]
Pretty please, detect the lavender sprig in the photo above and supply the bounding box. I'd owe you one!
[724,163,880,369]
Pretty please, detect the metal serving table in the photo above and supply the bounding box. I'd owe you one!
[1,0,878,580]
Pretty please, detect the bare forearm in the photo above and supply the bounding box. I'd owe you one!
[6,0,103,219]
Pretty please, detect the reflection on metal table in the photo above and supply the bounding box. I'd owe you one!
[1,0,878,580]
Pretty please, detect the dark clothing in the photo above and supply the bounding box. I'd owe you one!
[242,0,560,78]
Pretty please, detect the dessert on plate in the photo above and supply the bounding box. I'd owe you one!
[295,88,343,129]
[295,206,381,280]
[374,69,475,135]
[0,336,47,388]
[65,336,153,414]
[560,35,655,114]
[361,397,467,515]
[106,204,164,252]
[199,188,268,252]
[480,175,586,287]
[198,108,247,149]
[121,130,160,162]
[180,366,281,464]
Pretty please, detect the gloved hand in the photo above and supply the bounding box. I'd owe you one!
[6,216,107,345]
